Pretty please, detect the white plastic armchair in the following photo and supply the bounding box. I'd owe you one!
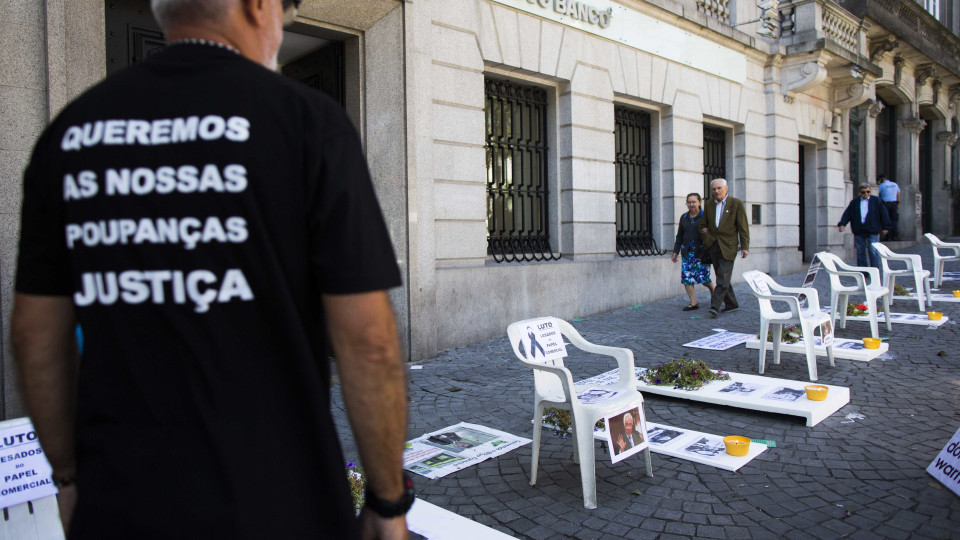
[743,271,835,381]
[874,242,931,311]
[816,252,891,338]
[507,317,652,510]
[924,233,960,288]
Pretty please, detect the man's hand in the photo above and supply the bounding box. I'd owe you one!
[838,225,845,232]
[699,227,707,235]
[359,510,408,540]
[741,250,749,259]
[617,434,627,453]
[882,230,888,236]
[671,253,678,263]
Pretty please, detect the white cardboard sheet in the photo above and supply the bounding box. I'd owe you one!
[0,418,56,509]
[682,331,755,350]
[590,422,767,471]
[826,308,949,326]
[744,336,888,362]
[403,423,530,479]
[632,369,850,427]
[897,292,960,304]
[407,498,515,540]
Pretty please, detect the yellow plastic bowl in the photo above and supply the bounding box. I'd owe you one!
[952,290,960,297]
[928,311,943,320]
[723,436,750,457]
[863,337,881,349]
[805,384,829,401]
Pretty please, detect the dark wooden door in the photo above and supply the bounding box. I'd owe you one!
[105,0,165,75]
[281,42,345,107]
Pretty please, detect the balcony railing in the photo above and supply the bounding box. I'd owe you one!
[696,0,731,25]
[779,0,866,59]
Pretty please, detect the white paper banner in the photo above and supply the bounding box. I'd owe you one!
[682,331,754,351]
[0,420,56,509]
[404,423,530,479]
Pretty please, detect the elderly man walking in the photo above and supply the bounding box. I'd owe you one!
[699,178,750,318]
[12,1,410,538]
[838,183,891,272]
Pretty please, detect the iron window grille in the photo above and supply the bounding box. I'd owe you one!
[703,126,726,199]
[485,78,559,262]
[615,108,663,256]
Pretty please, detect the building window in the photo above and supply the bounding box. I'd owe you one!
[615,107,661,256]
[485,78,558,263]
[703,126,727,198]
[925,0,939,19]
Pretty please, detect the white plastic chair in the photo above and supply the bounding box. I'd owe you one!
[924,233,960,288]
[743,271,835,382]
[507,317,652,509]
[874,242,931,311]
[816,252,891,339]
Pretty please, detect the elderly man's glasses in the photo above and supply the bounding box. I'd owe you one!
[860,189,871,194]
[282,0,302,27]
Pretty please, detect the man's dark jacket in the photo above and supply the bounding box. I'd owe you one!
[837,195,892,235]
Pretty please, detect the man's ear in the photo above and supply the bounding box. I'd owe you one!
[240,0,270,28]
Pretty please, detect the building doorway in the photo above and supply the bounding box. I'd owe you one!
[920,123,933,234]
[799,142,817,262]
[105,0,345,103]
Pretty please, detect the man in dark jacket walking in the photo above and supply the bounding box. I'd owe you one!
[838,183,891,271]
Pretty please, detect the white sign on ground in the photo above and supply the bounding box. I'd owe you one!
[901,293,960,304]
[520,319,568,363]
[682,331,755,351]
[592,422,766,471]
[926,425,960,498]
[404,423,530,480]
[744,336,887,362]
[407,498,515,540]
[605,403,648,464]
[631,369,850,427]
[0,419,56,509]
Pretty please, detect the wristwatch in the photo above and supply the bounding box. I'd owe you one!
[364,473,415,518]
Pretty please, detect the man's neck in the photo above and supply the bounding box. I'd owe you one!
[715,196,726,204]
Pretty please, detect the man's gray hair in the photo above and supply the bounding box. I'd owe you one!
[710,178,727,188]
[151,0,233,30]
[859,182,871,191]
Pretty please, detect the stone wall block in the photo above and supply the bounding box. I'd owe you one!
[432,63,484,106]
[568,93,613,132]
[435,220,488,261]
[435,181,486,221]
[491,5,522,68]
[561,189,615,223]
[431,0,479,33]
[432,142,486,184]
[517,13,541,73]
[555,28,583,81]
[432,103,485,145]
[431,24,484,71]
[476,2,503,65]
[570,63,612,100]
[617,47,639,97]
[538,20,564,77]
[562,158,615,192]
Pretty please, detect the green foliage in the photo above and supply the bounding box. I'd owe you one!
[543,408,605,434]
[346,462,365,513]
[758,324,802,344]
[639,358,731,391]
[893,284,908,296]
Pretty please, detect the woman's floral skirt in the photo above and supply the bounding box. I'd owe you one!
[681,250,712,285]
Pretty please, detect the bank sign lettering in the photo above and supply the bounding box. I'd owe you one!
[0,420,56,508]
[519,0,613,28]
[927,425,960,498]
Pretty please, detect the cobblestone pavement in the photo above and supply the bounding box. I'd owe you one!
[334,241,960,539]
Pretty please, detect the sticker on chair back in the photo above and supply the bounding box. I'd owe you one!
[522,319,568,363]
[752,277,771,296]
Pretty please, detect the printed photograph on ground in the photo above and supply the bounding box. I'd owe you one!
[762,386,805,402]
[717,381,766,396]
[423,426,501,453]
[647,427,686,445]
[683,437,725,457]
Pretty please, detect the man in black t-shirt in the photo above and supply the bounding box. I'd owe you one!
[12,1,409,538]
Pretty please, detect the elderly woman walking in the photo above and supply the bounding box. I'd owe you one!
[671,193,716,310]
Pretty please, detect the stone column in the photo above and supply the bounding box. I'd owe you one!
[897,106,925,241]
[659,93,704,249]
[933,126,957,236]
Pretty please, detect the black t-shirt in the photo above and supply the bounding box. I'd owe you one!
[16,44,401,539]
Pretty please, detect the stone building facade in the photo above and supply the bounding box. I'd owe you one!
[2,0,959,417]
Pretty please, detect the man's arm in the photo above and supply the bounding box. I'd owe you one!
[736,199,750,257]
[11,294,80,528]
[324,291,408,539]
